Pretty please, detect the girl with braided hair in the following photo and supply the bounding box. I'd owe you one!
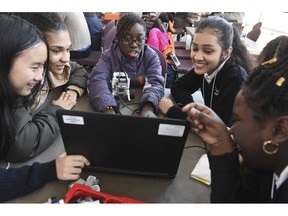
[256,35,288,68]
[183,56,288,202]
[88,12,164,117]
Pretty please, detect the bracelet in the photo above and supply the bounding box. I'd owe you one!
[101,106,116,113]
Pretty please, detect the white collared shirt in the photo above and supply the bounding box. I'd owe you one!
[271,165,288,199]
[204,56,231,84]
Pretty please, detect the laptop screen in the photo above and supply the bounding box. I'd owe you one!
[56,110,191,178]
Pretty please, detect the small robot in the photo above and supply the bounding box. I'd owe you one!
[111,72,133,101]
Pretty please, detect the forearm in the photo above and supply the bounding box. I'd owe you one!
[0,161,57,202]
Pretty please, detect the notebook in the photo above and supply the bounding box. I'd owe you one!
[56,109,191,178]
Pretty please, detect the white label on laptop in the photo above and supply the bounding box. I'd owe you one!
[62,115,84,125]
[158,124,185,137]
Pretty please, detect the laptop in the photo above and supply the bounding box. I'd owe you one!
[56,109,191,178]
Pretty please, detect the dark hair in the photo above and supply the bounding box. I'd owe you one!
[158,13,169,23]
[0,14,49,158]
[257,35,288,67]
[196,16,253,73]
[242,55,288,122]
[115,13,146,41]
[13,12,67,34]
[151,18,167,32]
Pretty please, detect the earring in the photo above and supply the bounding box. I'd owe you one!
[262,140,279,155]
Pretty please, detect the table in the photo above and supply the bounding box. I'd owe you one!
[185,27,196,49]
[185,27,196,38]
[6,89,211,203]
[242,37,263,56]
[241,37,264,68]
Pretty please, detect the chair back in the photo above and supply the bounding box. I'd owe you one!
[247,22,262,42]
[70,50,102,68]
[103,20,116,40]
[150,45,168,86]
[102,26,116,52]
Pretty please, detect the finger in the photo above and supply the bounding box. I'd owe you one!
[59,152,67,157]
[68,155,90,166]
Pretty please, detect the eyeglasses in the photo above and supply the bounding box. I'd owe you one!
[121,36,146,45]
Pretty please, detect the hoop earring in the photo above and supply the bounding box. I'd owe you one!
[262,140,279,155]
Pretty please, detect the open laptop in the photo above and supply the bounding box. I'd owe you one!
[56,109,191,178]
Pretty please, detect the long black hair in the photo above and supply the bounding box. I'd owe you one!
[13,12,67,34]
[0,14,49,158]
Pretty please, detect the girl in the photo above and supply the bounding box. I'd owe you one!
[183,55,288,202]
[0,14,89,202]
[88,13,164,117]
[6,13,89,162]
[256,35,288,67]
[168,16,252,127]
[14,12,88,112]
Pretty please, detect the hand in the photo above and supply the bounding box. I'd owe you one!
[182,102,234,155]
[65,89,78,103]
[52,92,77,110]
[159,98,174,115]
[140,103,157,118]
[55,153,90,180]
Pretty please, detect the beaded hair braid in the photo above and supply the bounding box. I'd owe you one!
[257,35,288,66]
[242,56,288,122]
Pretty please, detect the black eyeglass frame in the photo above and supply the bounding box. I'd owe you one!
[121,36,146,45]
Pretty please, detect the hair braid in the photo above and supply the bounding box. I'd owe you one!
[242,55,288,122]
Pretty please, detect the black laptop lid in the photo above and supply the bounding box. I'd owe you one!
[56,110,190,178]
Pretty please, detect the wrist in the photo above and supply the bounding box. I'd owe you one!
[101,106,118,114]
[66,88,80,98]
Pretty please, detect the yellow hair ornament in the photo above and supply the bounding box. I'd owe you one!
[276,77,285,87]
[261,57,277,66]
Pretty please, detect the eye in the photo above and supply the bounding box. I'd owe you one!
[123,36,131,41]
[51,49,60,54]
[231,118,239,125]
[203,49,213,54]
[136,36,145,43]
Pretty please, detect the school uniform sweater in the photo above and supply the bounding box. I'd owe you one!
[171,58,247,127]
[208,151,288,203]
[0,161,57,202]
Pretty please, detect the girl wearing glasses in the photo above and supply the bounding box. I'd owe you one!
[88,13,165,117]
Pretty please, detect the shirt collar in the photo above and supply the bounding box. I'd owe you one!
[204,55,230,84]
[275,165,288,189]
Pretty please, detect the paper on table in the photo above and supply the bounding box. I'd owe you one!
[191,153,211,185]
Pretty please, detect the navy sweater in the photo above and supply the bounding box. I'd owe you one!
[0,161,57,202]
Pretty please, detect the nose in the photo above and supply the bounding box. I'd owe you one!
[61,51,70,62]
[130,40,138,47]
[193,51,204,61]
[34,68,44,81]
